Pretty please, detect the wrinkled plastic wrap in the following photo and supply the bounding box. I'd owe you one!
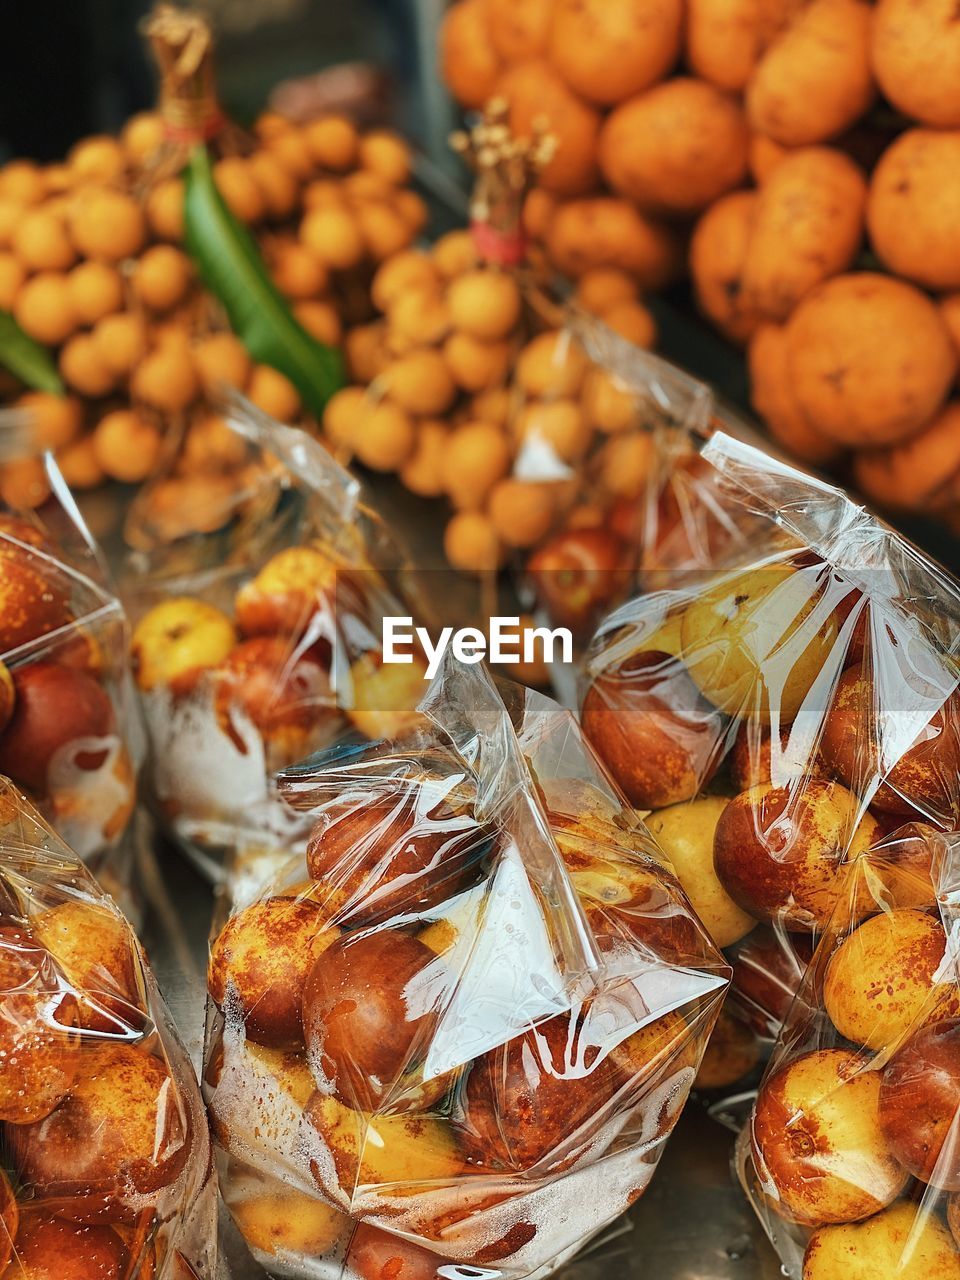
[737,824,960,1278]
[580,433,960,1094]
[0,778,215,1278]
[124,395,428,892]
[204,656,729,1279]
[0,454,142,896]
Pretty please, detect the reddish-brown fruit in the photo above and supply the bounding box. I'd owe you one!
[729,724,828,792]
[347,1223,453,1280]
[527,527,631,633]
[6,1211,128,1280]
[234,547,338,639]
[880,1018,960,1189]
[0,548,71,653]
[731,927,813,1040]
[0,662,114,792]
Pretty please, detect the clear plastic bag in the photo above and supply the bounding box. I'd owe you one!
[580,433,960,1086]
[0,451,142,895]
[0,778,215,1278]
[736,823,960,1278]
[124,393,429,892]
[204,656,728,1279]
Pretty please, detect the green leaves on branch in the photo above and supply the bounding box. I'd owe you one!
[184,145,344,418]
[0,313,64,395]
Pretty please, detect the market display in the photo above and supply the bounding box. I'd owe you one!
[0,779,215,1278]
[205,657,728,1278]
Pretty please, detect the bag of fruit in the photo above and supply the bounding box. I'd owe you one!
[204,654,728,1279]
[580,432,960,1069]
[0,777,215,1278]
[737,822,960,1279]
[0,448,141,895]
[125,393,429,892]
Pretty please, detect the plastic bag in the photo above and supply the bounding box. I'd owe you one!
[0,451,141,896]
[580,433,960,1082]
[204,655,728,1279]
[0,777,215,1278]
[736,823,960,1278]
[124,394,429,892]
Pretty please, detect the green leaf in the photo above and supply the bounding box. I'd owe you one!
[0,312,63,395]
[183,145,344,418]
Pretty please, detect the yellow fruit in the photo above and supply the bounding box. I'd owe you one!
[470,386,511,426]
[70,189,146,262]
[387,289,450,348]
[146,178,185,241]
[56,435,105,489]
[213,158,266,224]
[0,199,25,248]
[443,332,511,392]
[352,401,416,471]
[193,332,252,395]
[92,409,163,483]
[0,161,47,205]
[59,333,117,397]
[603,300,658,347]
[0,457,51,509]
[91,313,148,377]
[516,330,589,398]
[359,130,412,185]
[181,413,248,472]
[432,229,478,277]
[131,345,200,413]
[345,322,387,382]
[323,386,369,450]
[488,478,555,547]
[293,300,342,346]
[372,251,439,314]
[254,111,294,142]
[247,365,302,421]
[133,244,193,313]
[382,350,456,415]
[248,150,300,220]
[66,261,124,325]
[581,366,636,434]
[14,272,76,345]
[600,430,653,497]
[68,135,125,184]
[270,242,328,300]
[442,421,512,509]
[268,129,315,181]
[448,269,522,341]
[122,112,165,167]
[400,419,448,497]
[17,392,83,450]
[12,208,76,272]
[43,164,73,194]
[575,268,638,315]
[444,510,504,572]
[300,206,365,270]
[0,253,25,310]
[355,200,414,261]
[517,399,591,461]
[395,188,429,233]
[304,116,359,170]
[302,178,346,210]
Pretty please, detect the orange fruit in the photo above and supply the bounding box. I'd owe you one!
[66,261,124,325]
[304,116,359,171]
[300,207,364,270]
[254,111,294,142]
[181,413,248,472]
[121,112,165,167]
[443,332,511,393]
[382,350,456,416]
[193,332,252,395]
[213,158,266,224]
[447,270,522,341]
[359,131,412,186]
[14,272,77,345]
[444,510,504,573]
[248,151,300,220]
[0,162,46,206]
[432,230,478,278]
[603,301,657,348]
[56,435,104,488]
[270,241,328,300]
[302,178,346,210]
[442,421,512,509]
[517,399,591,461]
[0,253,25,310]
[146,178,184,241]
[12,208,76,272]
[247,365,302,420]
[17,392,83,450]
[0,199,24,248]
[353,400,416,471]
[293,300,342,346]
[68,135,125,184]
[388,290,450,346]
[70,189,146,262]
[394,188,429,234]
[323,385,369,450]
[131,345,200,413]
[488,478,555,547]
[133,245,193,312]
[268,130,315,181]
[91,313,148,376]
[92,409,162,482]
[400,419,448,497]
[355,201,414,261]
[59,333,117,397]
[0,457,51,509]
[345,322,387,382]
[371,250,440,312]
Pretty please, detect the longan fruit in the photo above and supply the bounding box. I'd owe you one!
[603,301,658,348]
[181,412,248,472]
[56,434,104,488]
[131,344,200,413]
[14,272,76,345]
[43,164,73,194]
[388,289,450,346]
[0,161,46,206]
[91,312,148,377]
[247,364,302,421]
[59,333,117,397]
[600,430,654,498]
[443,332,511,393]
[0,253,25,310]
[345,322,387,382]
[448,269,522,342]
[213,157,266,224]
[12,208,76,272]
[488,478,555,547]
[68,135,125,184]
[353,400,416,471]
[17,392,83,450]
[300,206,364,270]
[92,409,162,482]
[400,419,447,497]
[444,509,504,572]
[581,366,636,433]
[269,240,328,300]
[248,150,300,221]
[394,189,429,234]
[0,456,51,509]
[323,385,369,450]
[133,245,193,312]
[470,387,512,427]
[268,129,315,181]
[255,111,294,142]
[355,201,414,262]
[70,189,146,262]
[302,178,346,210]
[516,330,589,398]
[0,199,24,248]
[304,115,359,170]
[66,261,124,325]
[432,229,478,278]
[442,421,512,509]
[146,178,184,241]
[575,268,638,316]
[371,250,439,312]
[359,130,412,186]
[382,349,456,416]
[517,399,591,462]
[293,300,342,346]
[193,331,252,395]
[122,112,165,167]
